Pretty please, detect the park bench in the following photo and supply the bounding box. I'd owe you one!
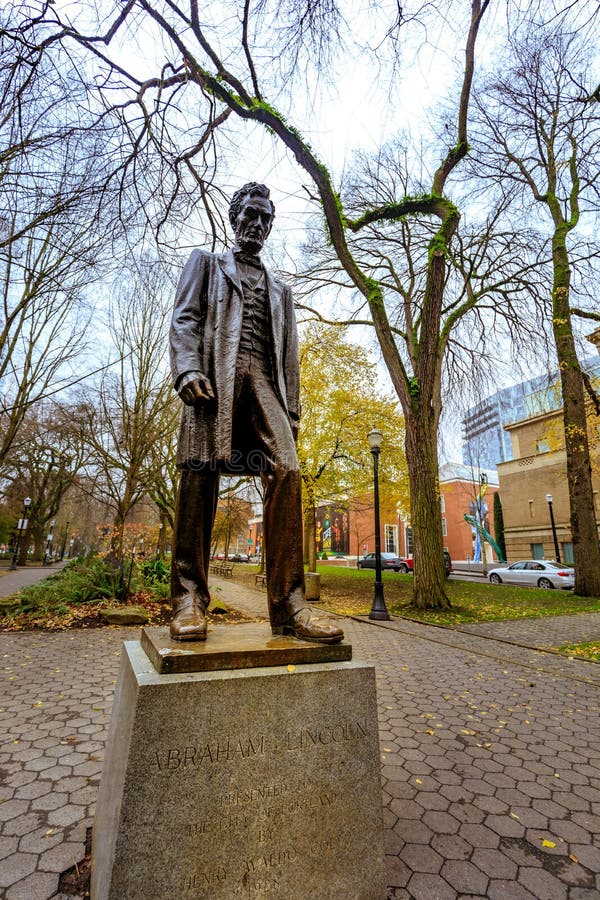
[209,562,234,577]
[254,573,267,588]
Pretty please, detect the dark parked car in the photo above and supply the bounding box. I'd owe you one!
[227,552,249,562]
[358,552,412,573]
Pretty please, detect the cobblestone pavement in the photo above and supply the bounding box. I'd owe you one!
[450,612,600,651]
[1,580,599,899]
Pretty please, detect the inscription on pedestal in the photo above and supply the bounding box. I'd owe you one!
[147,717,370,773]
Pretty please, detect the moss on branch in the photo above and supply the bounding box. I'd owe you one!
[346,194,451,232]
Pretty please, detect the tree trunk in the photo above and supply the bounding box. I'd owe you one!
[17,527,31,566]
[304,503,317,572]
[301,473,317,571]
[493,493,507,562]
[552,237,600,596]
[32,527,44,562]
[405,406,450,609]
[109,511,125,564]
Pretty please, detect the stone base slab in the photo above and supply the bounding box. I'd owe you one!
[91,641,385,899]
[141,623,351,674]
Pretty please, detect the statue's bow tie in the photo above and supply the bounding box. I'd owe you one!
[234,250,262,268]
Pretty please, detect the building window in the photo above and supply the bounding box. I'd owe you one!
[442,517,447,537]
[535,439,550,453]
[440,495,446,514]
[406,526,413,556]
[385,524,398,554]
[561,542,574,565]
[530,542,544,560]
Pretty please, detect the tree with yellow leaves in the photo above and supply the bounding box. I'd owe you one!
[298,324,409,571]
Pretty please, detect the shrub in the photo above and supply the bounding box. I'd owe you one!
[9,555,123,618]
[140,556,171,586]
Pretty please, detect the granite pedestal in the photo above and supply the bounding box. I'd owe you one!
[92,624,385,899]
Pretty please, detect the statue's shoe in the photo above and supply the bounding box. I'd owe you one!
[170,598,207,641]
[273,608,344,644]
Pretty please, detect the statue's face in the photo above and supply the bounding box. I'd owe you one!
[233,195,273,253]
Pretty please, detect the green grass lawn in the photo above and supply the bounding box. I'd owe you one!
[558,641,600,661]
[232,563,600,626]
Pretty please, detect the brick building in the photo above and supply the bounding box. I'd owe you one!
[437,463,501,563]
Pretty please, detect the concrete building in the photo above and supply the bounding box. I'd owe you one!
[497,407,600,563]
[462,354,600,470]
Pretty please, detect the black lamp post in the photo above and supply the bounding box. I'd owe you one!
[59,520,70,560]
[546,493,561,563]
[43,519,56,565]
[10,496,32,570]
[367,428,390,621]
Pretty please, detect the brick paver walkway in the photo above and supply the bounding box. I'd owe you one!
[1,577,599,898]
[452,613,600,651]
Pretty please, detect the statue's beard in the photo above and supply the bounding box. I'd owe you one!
[236,229,265,254]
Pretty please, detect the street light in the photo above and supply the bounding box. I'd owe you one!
[10,497,32,570]
[156,522,164,556]
[367,428,390,621]
[546,493,561,563]
[43,520,56,565]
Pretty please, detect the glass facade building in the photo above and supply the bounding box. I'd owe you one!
[462,355,600,470]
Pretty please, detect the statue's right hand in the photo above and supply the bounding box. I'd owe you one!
[179,374,215,406]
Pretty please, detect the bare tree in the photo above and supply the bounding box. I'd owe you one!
[1,402,87,561]
[78,258,178,560]
[0,23,124,464]
[143,408,180,535]
[0,208,98,466]
[210,480,253,560]
[472,22,600,595]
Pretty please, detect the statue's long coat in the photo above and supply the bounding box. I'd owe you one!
[170,248,300,467]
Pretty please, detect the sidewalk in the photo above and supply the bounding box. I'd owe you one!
[0,564,67,599]
[1,578,599,898]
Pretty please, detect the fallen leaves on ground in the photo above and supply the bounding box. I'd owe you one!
[557,641,600,661]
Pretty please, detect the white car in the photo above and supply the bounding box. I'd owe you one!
[488,560,574,590]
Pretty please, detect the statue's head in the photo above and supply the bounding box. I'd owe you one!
[229,183,275,254]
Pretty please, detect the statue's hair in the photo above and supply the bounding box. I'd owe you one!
[229,182,275,228]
